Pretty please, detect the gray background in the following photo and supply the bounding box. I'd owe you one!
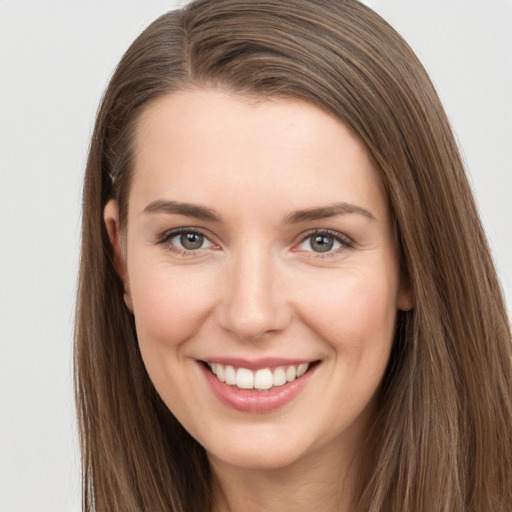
[0,1,510,510]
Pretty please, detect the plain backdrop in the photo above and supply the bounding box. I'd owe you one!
[0,1,510,510]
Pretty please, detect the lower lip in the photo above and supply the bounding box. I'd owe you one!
[199,363,316,413]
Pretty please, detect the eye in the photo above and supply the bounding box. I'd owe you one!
[296,230,353,254]
[172,231,211,250]
[157,228,215,254]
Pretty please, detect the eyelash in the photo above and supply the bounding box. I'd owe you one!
[156,228,354,258]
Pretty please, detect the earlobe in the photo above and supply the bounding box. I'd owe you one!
[103,200,133,312]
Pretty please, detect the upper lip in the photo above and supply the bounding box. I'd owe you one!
[200,357,317,371]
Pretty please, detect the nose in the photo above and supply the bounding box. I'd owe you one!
[216,244,292,342]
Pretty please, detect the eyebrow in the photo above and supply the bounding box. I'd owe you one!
[143,199,375,223]
[283,202,376,224]
[144,199,221,222]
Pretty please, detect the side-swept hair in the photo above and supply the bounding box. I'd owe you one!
[75,1,512,510]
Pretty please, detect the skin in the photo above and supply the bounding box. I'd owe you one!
[104,89,412,511]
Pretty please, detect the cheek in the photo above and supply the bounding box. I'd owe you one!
[128,260,218,355]
[298,269,399,430]
[127,261,221,417]
[299,268,399,356]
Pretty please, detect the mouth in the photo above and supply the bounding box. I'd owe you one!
[199,358,320,413]
[201,360,319,392]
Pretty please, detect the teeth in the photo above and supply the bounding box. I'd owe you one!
[285,365,297,382]
[273,366,287,386]
[254,369,273,390]
[216,364,225,383]
[236,368,254,389]
[297,363,308,377]
[208,362,311,390]
[225,365,236,385]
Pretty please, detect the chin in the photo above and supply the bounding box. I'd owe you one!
[200,425,313,471]
[208,445,307,472]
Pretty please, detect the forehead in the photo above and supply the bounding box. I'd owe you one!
[129,88,388,221]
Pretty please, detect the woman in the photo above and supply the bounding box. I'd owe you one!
[75,0,512,510]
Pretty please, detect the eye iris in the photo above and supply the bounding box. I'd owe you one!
[310,234,334,253]
[180,232,204,250]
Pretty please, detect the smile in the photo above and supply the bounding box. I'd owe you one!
[199,359,319,413]
[207,362,310,391]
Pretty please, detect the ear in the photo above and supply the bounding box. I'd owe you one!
[103,199,133,312]
[397,274,414,312]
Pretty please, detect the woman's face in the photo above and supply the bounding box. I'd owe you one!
[105,89,412,471]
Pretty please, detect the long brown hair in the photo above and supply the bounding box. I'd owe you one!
[75,0,512,510]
